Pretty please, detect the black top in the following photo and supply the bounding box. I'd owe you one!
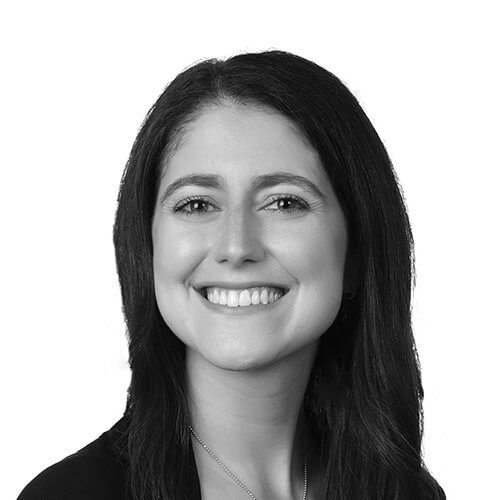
[17,419,445,499]
[17,418,129,500]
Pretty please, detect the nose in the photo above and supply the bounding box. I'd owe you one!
[212,207,265,266]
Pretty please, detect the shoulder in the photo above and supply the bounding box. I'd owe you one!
[17,419,128,500]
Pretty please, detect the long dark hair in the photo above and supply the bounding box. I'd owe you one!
[113,50,446,499]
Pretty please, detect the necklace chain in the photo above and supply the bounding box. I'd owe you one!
[188,425,308,500]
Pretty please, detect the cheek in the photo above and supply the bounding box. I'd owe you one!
[273,220,347,335]
[152,220,208,337]
[272,219,347,291]
[152,221,207,285]
[309,230,347,291]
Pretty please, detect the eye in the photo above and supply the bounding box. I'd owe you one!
[173,194,309,217]
[264,195,309,213]
[174,196,218,216]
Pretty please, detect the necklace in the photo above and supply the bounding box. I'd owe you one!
[188,425,308,500]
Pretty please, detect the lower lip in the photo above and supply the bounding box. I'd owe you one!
[193,288,289,315]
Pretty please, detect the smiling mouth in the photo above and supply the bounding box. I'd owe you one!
[196,287,288,299]
[194,286,289,307]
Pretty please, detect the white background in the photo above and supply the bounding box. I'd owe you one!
[2,1,498,498]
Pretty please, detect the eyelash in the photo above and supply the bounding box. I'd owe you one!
[173,195,309,217]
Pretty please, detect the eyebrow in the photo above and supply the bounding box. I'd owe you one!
[159,172,327,205]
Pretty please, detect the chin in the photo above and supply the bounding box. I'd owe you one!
[200,343,282,372]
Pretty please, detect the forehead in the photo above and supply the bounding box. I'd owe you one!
[161,103,330,187]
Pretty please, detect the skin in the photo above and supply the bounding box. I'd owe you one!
[152,102,348,500]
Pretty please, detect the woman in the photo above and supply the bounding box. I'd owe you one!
[18,50,446,499]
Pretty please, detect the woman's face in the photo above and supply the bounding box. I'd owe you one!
[152,103,348,371]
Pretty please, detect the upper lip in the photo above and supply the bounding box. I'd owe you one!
[193,281,290,292]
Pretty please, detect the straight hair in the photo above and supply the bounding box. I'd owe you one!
[113,50,446,499]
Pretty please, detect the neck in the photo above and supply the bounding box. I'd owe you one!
[186,342,319,499]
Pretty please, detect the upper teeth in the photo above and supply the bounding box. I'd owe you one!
[204,286,285,307]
